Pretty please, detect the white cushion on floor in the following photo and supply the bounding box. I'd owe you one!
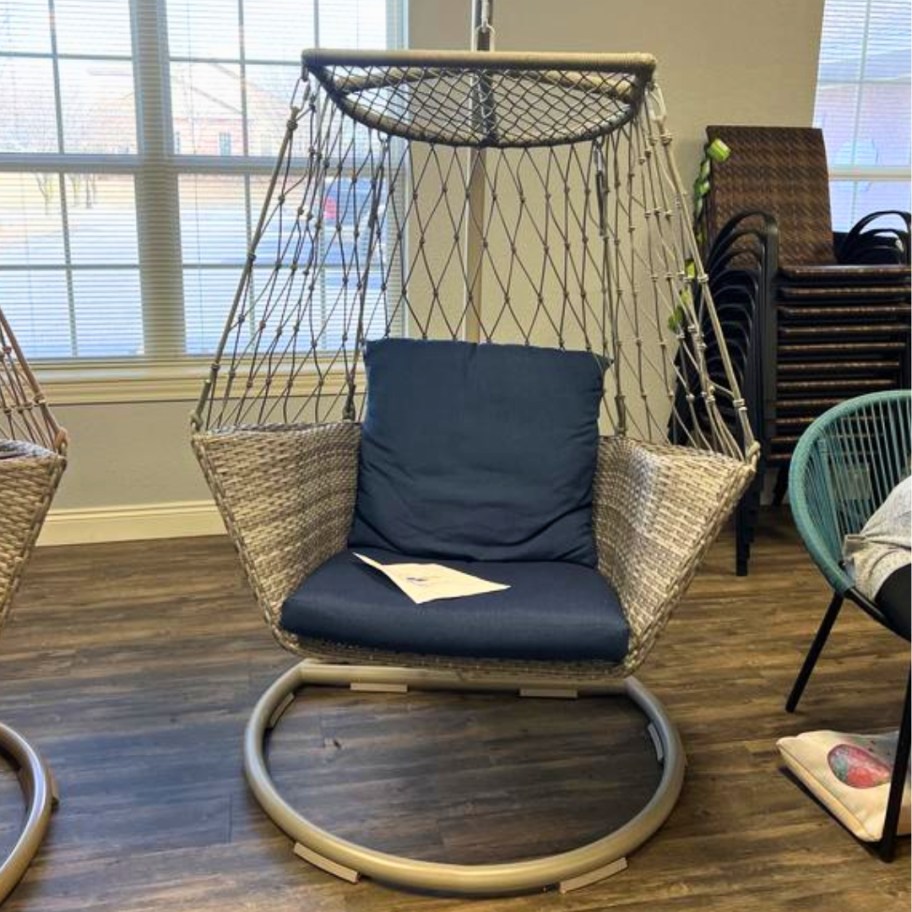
[777,729,910,842]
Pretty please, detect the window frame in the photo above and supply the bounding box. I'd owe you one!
[0,0,406,404]
[813,0,911,231]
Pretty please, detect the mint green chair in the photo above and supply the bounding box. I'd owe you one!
[787,389,911,861]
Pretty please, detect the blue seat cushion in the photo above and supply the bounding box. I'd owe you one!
[348,338,605,567]
[280,549,630,663]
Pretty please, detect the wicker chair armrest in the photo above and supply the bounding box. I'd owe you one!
[0,442,67,631]
[592,436,753,672]
[192,422,360,629]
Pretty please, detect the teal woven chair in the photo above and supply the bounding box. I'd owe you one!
[787,390,911,861]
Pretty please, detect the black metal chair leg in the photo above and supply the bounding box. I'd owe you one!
[786,591,844,713]
[735,472,763,577]
[772,466,789,506]
[736,503,750,577]
[879,673,910,862]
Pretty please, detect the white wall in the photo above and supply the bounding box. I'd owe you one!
[41,0,824,541]
[53,399,207,508]
[411,0,825,177]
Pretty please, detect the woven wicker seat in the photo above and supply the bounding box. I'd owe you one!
[0,306,66,904]
[192,46,757,895]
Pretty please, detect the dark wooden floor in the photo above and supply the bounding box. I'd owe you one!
[0,508,908,911]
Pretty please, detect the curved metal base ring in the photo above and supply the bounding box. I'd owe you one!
[245,661,686,896]
[0,722,57,905]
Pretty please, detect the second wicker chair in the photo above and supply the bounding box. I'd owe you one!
[0,306,67,904]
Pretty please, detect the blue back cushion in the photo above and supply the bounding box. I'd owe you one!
[348,338,605,566]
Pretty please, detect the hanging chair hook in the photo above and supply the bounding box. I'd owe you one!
[473,0,496,51]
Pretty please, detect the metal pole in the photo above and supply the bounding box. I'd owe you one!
[472,0,494,51]
[462,0,495,342]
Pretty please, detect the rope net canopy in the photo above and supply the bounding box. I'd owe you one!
[193,49,756,465]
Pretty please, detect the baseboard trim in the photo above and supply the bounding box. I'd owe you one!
[38,500,226,547]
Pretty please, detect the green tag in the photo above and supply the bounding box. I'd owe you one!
[707,138,730,163]
[694,177,709,199]
[668,285,693,332]
[699,158,711,180]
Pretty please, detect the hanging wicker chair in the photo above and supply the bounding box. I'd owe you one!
[0,307,66,904]
[192,48,758,895]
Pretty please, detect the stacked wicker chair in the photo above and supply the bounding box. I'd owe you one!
[697,126,910,572]
[673,210,777,574]
[701,126,910,477]
[0,307,66,903]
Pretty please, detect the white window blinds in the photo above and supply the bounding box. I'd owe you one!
[0,0,404,364]
[813,0,911,230]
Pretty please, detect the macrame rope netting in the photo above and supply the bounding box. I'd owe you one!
[193,50,755,465]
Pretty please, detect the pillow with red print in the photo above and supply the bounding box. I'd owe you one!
[777,729,910,841]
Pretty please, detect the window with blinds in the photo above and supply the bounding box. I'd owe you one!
[0,0,404,365]
[813,0,911,230]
